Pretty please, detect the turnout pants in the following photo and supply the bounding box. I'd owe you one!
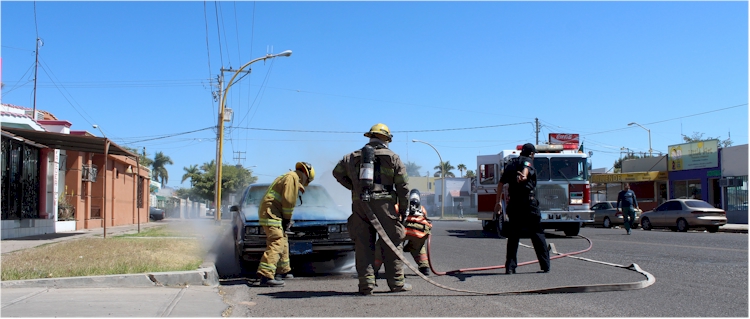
[348,199,406,291]
[374,234,429,271]
[257,225,291,279]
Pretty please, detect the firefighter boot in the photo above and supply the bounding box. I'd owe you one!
[390,282,412,293]
[419,267,430,276]
[275,273,294,281]
[259,276,285,287]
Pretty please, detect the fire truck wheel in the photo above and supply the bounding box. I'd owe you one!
[563,224,580,237]
[481,220,494,232]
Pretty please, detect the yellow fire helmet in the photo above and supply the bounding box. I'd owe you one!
[295,161,315,185]
[364,123,393,142]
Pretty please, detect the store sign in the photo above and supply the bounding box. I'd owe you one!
[549,133,579,146]
[668,140,719,171]
[590,171,668,183]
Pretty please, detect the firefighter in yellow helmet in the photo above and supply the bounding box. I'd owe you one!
[333,123,411,295]
[257,161,315,287]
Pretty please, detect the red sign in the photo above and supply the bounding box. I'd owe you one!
[549,133,579,145]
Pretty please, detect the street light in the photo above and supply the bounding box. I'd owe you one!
[412,139,445,219]
[215,51,292,222]
[627,122,652,157]
[92,124,107,138]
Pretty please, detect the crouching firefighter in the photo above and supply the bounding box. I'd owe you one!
[374,189,433,276]
[257,162,315,287]
[333,123,412,295]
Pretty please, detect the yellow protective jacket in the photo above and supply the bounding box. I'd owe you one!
[258,171,304,227]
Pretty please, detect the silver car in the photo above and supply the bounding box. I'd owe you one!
[589,201,641,228]
[640,199,727,233]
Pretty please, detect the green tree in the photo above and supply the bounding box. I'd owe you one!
[456,163,467,177]
[151,151,174,186]
[465,170,476,178]
[189,161,257,202]
[433,161,456,178]
[405,161,422,177]
[682,131,733,148]
[122,146,153,167]
[181,164,200,186]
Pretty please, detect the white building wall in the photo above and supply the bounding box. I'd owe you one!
[721,144,748,177]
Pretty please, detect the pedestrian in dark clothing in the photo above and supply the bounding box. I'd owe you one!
[497,143,550,274]
[616,183,639,235]
[457,202,464,218]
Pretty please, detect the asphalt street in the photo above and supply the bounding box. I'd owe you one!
[217,220,748,317]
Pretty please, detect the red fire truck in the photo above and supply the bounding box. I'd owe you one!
[475,134,593,237]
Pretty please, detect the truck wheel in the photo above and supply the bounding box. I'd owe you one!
[495,218,504,238]
[563,223,581,237]
[482,220,494,232]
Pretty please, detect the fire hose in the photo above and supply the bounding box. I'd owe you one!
[363,202,655,295]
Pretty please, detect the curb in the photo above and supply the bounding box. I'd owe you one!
[1,264,219,289]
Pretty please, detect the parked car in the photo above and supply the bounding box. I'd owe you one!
[640,199,727,233]
[587,201,642,228]
[231,183,354,270]
[149,207,165,221]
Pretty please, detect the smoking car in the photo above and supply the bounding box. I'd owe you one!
[230,183,354,270]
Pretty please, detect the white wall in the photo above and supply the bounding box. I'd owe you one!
[622,156,668,172]
[721,144,748,177]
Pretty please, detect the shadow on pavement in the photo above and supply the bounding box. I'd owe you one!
[257,290,357,298]
[4,232,85,241]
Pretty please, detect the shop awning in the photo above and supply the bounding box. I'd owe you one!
[1,127,137,157]
[590,171,668,184]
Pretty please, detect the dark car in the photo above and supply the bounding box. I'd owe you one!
[231,183,354,270]
[149,207,165,221]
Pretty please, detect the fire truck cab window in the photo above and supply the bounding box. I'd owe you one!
[533,158,550,181]
[551,158,586,181]
[479,164,496,185]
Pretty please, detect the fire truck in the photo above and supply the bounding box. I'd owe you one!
[475,134,594,237]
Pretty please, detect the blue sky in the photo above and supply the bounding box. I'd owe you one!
[2,1,748,202]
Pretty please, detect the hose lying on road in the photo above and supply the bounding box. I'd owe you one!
[366,204,655,295]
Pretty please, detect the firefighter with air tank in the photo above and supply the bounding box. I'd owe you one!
[333,123,412,295]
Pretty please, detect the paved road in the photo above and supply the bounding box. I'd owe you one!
[217,220,748,317]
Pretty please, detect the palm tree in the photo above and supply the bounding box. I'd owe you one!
[182,164,200,186]
[405,161,422,177]
[457,164,467,178]
[465,170,476,178]
[151,151,174,186]
[433,161,456,178]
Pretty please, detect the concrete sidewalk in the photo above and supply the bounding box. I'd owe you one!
[1,286,227,317]
[1,220,229,317]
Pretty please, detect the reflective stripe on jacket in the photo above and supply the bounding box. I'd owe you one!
[258,171,303,227]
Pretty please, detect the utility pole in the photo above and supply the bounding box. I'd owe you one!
[214,67,251,222]
[233,151,246,166]
[535,118,540,145]
[32,38,43,117]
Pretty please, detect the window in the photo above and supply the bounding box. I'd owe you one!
[551,157,586,181]
[479,164,496,185]
[673,180,701,200]
[685,200,714,209]
[666,201,683,211]
[534,158,550,181]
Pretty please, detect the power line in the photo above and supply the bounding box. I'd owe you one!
[228,121,531,134]
[122,126,215,144]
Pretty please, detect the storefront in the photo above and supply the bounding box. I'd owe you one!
[590,171,669,212]
[667,140,721,208]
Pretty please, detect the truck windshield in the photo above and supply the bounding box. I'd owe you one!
[533,158,551,181]
[551,157,586,181]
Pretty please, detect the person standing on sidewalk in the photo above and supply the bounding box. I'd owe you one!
[257,162,315,287]
[457,202,464,218]
[616,183,639,235]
